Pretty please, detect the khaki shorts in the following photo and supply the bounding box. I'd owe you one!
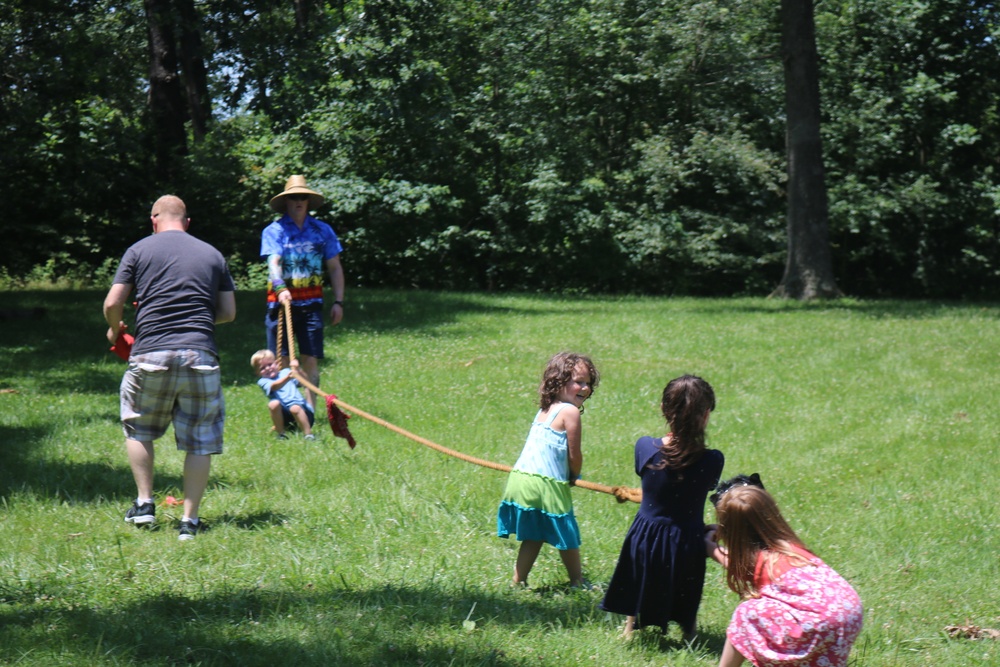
[120,349,225,455]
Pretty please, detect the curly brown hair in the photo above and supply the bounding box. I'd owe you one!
[538,352,600,411]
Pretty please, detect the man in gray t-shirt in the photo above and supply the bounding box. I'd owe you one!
[103,195,236,541]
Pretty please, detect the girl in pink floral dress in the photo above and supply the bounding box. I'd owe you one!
[704,476,863,667]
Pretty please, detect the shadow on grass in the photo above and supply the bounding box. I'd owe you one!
[0,418,302,527]
[215,510,292,531]
[0,288,540,393]
[7,289,994,393]
[0,424,251,505]
[623,624,727,660]
[106,508,293,536]
[0,446,184,506]
[0,423,159,500]
[0,581,693,666]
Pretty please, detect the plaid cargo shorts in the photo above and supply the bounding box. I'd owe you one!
[119,349,225,455]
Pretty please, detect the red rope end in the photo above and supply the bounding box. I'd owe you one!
[326,394,357,449]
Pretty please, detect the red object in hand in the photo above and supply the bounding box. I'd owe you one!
[111,331,134,360]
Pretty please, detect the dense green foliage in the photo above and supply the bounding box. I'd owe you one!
[1,289,998,666]
[1,1,998,297]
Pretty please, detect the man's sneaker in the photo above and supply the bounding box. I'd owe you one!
[178,519,202,541]
[304,434,316,441]
[124,501,156,525]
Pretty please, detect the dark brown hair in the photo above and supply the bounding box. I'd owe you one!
[655,374,715,470]
[714,484,810,598]
[538,352,600,411]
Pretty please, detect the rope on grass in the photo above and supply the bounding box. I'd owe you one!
[277,302,642,504]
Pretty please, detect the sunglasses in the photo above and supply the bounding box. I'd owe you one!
[287,194,309,202]
[709,472,764,507]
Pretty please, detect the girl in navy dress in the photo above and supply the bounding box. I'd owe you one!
[601,375,724,638]
[497,352,600,587]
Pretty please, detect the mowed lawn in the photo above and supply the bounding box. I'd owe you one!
[1,288,997,666]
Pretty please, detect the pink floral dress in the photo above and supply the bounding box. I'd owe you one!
[727,546,863,667]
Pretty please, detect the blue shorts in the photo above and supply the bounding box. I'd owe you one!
[266,305,324,359]
[119,349,225,455]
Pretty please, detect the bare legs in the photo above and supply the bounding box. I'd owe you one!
[719,639,746,667]
[290,405,313,436]
[267,400,313,437]
[268,400,286,434]
[126,438,155,500]
[513,541,583,587]
[559,548,583,586]
[620,616,696,641]
[182,453,211,521]
[513,540,543,585]
[125,438,212,522]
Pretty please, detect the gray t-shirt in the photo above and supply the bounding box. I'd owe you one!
[113,230,235,356]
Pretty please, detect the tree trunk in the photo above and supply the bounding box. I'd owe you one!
[771,0,841,299]
[293,0,310,31]
[175,0,210,142]
[144,0,187,180]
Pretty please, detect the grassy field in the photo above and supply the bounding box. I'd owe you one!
[1,288,997,666]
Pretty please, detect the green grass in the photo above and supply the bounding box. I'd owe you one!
[1,289,997,666]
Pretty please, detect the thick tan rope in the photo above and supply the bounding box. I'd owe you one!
[276,298,296,369]
[278,303,641,504]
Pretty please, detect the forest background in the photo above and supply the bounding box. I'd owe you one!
[2,0,999,299]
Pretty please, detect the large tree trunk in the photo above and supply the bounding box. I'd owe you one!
[293,0,310,30]
[771,0,841,299]
[175,0,210,142]
[144,0,187,180]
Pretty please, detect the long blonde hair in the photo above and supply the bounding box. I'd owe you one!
[714,484,811,598]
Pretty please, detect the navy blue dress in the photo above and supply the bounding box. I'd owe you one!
[600,436,724,632]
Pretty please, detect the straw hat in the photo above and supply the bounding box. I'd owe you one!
[269,175,325,213]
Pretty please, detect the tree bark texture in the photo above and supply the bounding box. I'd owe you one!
[175,0,210,141]
[144,0,187,179]
[294,0,310,31]
[772,0,841,299]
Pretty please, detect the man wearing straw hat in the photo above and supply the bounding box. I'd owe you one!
[261,175,345,410]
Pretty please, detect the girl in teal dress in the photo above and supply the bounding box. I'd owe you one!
[497,352,600,587]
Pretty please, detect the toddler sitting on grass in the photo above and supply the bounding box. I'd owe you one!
[251,349,315,440]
